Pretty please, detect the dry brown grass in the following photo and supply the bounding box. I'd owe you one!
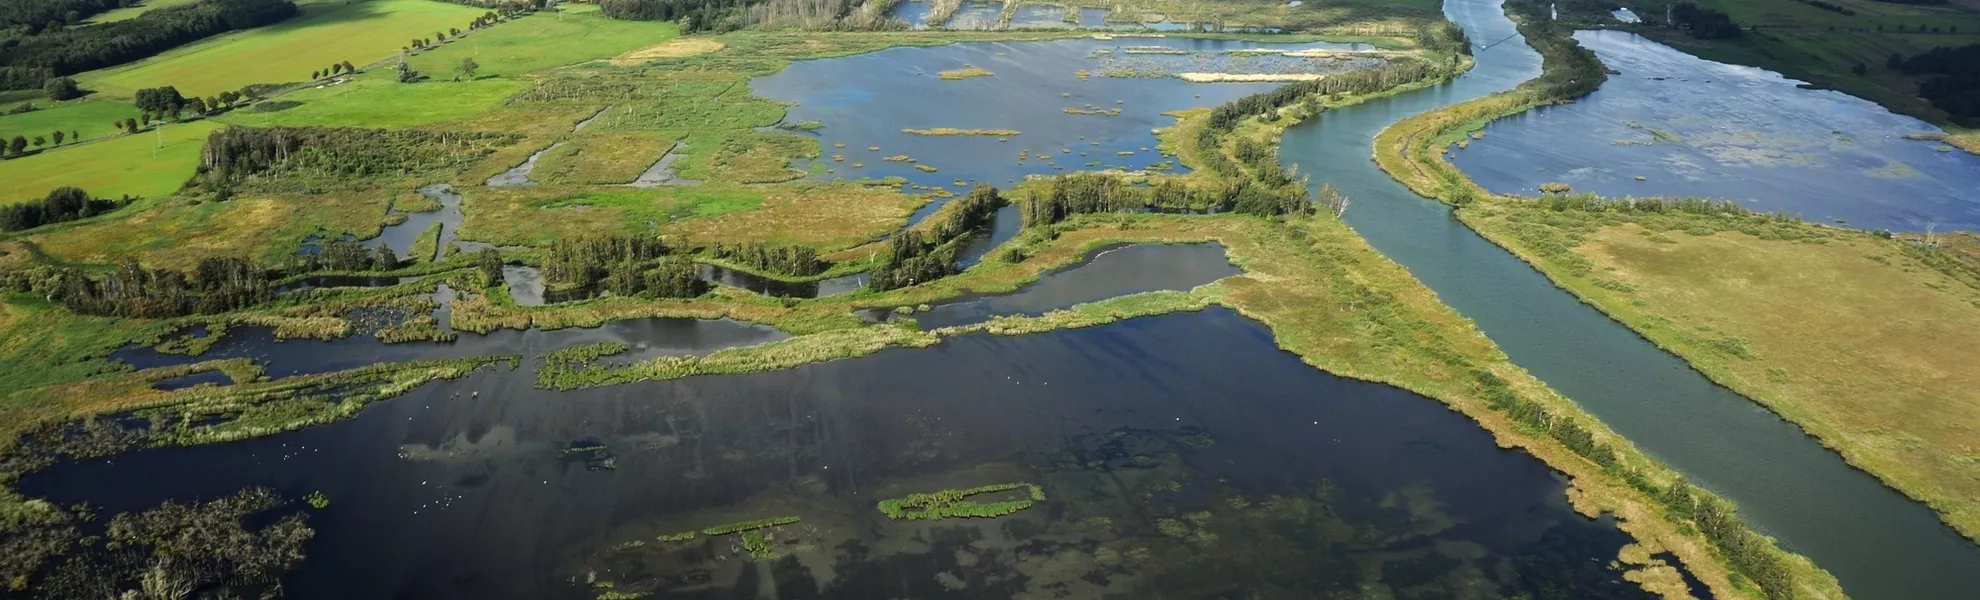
[611,37,726,66]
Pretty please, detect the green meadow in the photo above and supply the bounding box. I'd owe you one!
[402,5,681,78]
[0,100,141,146]
[85,0,202,23]
[79,0,489,98]
[217,72,529,128]
[0,120,220,205]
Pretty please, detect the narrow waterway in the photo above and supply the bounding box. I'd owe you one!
[1279,0,1980,597]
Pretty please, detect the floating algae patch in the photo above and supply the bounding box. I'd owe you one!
[877,483,1045,520]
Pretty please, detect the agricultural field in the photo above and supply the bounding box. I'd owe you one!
[0,120,220,204]
[216,72,530,129]
[78,0,491,98]
[0,100,142,148]
[402,4,682,78]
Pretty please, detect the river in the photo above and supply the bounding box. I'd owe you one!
[1279,0,1980,597]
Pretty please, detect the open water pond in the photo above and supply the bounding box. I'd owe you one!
[26,309,1668,600]
[1449,30,1980,231]
[750,36,1383,222]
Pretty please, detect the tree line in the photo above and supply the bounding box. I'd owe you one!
[539,235,706,298]
[193,126,516,196]
[869,184,1002,291]
[0,186,127,231]
[599,0,754,33]
[1891,44,1980,125]
[706,242,824,277]
[281,238,400,273]
[1666,2,1741,40]
[1468,367,1797,598]
[0,0,125,30]
[34,257,273,318]
[0,0,298,91]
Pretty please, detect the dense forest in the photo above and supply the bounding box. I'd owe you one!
[195,126,516,194]
[0,186,127,231]
[869,185,1002,291]
[0,0,126,30]
[1894,44,1980,125]
[599,0,754,32]
[0,0,298,90]
[538,235,704,298]
[1667,2,1740,40]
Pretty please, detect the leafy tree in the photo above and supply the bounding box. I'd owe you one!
[7,135,25,155]
[341,60,354,73]
[475,249,503,284]
[396,61,420,83]
[459,57,479,80]
[51,130,64,145]
[32,136,45,148]
[42,76,81,100]
[133,86,185,116]
[186,96,207,115]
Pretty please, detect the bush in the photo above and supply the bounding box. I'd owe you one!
[41,76,80,100]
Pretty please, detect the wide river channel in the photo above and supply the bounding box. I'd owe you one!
[17,0,1980,598]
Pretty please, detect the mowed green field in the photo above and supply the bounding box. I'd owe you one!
[0,100,141,146]
[0,120,220,204]
[86,0,202,23]
[404,5,680,78]
[217,71,528,128]
[79,0,488,99]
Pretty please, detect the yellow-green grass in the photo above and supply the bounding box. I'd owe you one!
[1461,204,1980,540]
[697,132,818,184]
[0,120,219,205]
[216,70,528,128]
[533,132,677,185]
[403,5,680,79]
[0,100,142,147]
[456,182,918,251]
[25,186,396,269]
[78,0,489,99]
[85,0,202,23]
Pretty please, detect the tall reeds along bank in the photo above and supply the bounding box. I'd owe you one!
[870,185,1003,291]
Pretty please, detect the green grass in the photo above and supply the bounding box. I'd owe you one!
[85,0,202,23]
[403,5,680,79]
[78,0,490,99]
[0,100,142,145]
[0,120,220,205]
[216,70,528,128]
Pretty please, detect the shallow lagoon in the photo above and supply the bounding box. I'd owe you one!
[29,309,1666,600]
[750,35,1380,222]
[1449,30,1980,231]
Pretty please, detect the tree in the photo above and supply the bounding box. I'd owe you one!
[311,70,320,79]
[7,136,25,155]
[31,136,46,148]
[43,76,81,100]
[186,96,207,115]
[51,130,63,145]
[218,90,241,107]
[396,61,420,83]
[476,249,503,283]
[459,57,479,80]
[341,60,354,73]
[1851,61,1867,75]
[133,86,185,116]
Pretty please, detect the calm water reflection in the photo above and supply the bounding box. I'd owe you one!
[1450,30,1980,231]
[27,310,1661,600]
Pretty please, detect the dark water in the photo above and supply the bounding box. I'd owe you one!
[750,36,1379,223]
[1280,0,1980,596]
[368,184,464,260]
[697,265,868,299]
[1450,30,1980,232]
[25,310,1661,600]
[915,243,1239,328]
[275,275,422,294]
